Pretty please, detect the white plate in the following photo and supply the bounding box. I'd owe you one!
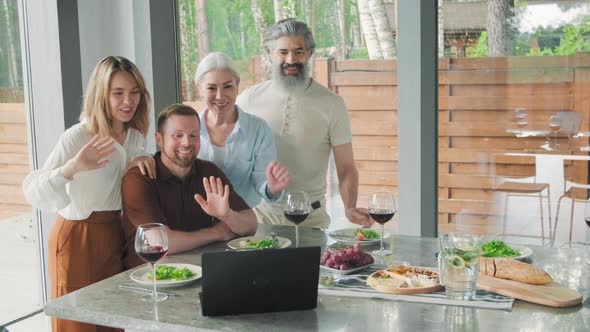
[327,228,391,245]
[510,244,533,260]
[227,235,291,249]
[320,262,374,275]
[130,263,202,288]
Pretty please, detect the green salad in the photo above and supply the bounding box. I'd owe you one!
[354,228,380,240]
[482,240,520,258]
[148,265,194,280]
[240,238,280,249]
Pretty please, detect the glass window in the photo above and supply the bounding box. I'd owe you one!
[0,0,45,328]
[438,0,590,247]
[176,0,399,233]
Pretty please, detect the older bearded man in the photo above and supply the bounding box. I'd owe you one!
[237,18,372,229]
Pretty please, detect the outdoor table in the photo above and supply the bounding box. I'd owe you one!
[44,224,590,331]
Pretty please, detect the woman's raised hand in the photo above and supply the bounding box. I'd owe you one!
[266,161,291,195]
[60,136,115,179]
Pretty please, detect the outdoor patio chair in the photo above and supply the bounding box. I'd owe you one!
[493,156,552,241]
[554,160,590,243]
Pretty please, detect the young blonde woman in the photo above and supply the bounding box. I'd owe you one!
[23,56,154,332]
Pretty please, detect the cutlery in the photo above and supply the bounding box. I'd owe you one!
[327,233,358,240]
[118,284,179,297]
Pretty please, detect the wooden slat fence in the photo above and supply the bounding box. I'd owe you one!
[0,103,31,219]
[314,55,590,234]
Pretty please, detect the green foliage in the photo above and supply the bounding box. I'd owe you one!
[524,17,590,56]
[349,48,369,59]
[468,32,488,57]
[527,48,554,56]
[554,22,590,55]
[0,0,23,88]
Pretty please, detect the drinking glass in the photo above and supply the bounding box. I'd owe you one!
[437,232,483,300]
[283,192,311,247]
[584,200,590,264]
[584,199,590,232]
[135,223,169,302]
[513,108,528,129]
[369,192,396,256]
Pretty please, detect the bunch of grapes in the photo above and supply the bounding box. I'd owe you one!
[320,243,374,270]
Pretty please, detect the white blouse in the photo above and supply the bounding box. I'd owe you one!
[23,122,150,220]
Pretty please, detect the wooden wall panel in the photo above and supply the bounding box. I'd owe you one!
[0,103,32,217]
[350,111,396,135]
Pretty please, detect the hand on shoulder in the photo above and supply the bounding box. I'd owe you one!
[128,155,156,179]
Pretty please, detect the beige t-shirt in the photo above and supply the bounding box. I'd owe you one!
[237,80,352,224]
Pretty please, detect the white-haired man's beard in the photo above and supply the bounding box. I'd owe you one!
[271,62,310,93]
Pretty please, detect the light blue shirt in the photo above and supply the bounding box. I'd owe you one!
[198,106,278,208]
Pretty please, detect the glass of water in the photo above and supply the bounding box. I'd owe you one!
[437,232,483,300]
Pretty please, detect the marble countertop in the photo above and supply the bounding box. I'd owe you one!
[44,224,590,331]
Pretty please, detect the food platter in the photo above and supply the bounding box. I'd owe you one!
[130,263,202,288]
[366,266,442,295]
[327,228,391,245]
[227,235,291,249]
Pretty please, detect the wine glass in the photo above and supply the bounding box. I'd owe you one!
[283,192,311,247]
[135,223,169,302]
[369,192,396,256]
[583,200,590,259]
[549,115,562,149]
[513,108,528,129]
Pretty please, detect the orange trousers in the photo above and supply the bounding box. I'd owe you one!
[48,211,124,332]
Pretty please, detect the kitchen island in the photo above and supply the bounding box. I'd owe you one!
[44,224,589,331]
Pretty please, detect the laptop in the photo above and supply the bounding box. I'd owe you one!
[200,246,321,316]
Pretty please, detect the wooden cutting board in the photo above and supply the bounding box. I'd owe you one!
[477,274,583,307]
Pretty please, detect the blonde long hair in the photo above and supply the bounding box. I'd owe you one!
[80,56,151,137]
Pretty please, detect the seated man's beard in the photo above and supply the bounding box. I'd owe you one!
[272,62,310,92]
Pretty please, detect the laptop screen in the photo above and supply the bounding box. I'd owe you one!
[201,246,321,316]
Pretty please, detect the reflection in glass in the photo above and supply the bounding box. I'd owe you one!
[442,306,479,332]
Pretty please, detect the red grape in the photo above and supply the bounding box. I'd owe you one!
[320,245,374,270]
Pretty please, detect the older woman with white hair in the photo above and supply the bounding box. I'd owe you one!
[195,51,290,208]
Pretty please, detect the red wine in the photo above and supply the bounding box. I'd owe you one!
[369,209,395,225]
[284,210,309,225]
[585,217,590,228]
[138,245,167,263]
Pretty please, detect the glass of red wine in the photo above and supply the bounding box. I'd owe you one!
[135,223,169,302]
[283,191,311,247]
[369,191,396,256]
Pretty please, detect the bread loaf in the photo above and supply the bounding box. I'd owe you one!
[480,257,552,285]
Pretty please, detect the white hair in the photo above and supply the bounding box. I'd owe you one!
[264,18,316,54]
[194,52,240,84]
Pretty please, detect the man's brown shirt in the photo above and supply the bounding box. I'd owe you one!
[122,152,249,268]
